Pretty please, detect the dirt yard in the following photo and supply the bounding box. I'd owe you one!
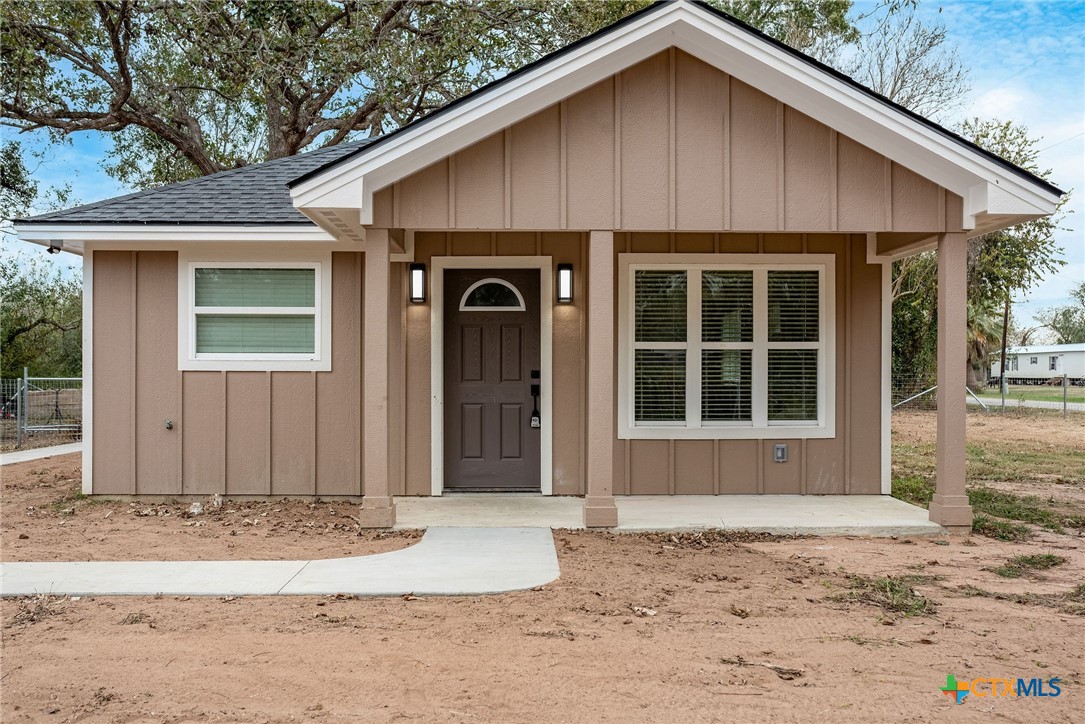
[2,411,1083,722]
[0,455,420,562]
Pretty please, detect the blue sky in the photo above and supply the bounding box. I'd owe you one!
[10,0,1085,330]
[904,0,1085,330]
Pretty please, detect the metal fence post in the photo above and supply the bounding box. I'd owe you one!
[15,379,23,449]
[1063,355,1069,419]
[21,367,30,448]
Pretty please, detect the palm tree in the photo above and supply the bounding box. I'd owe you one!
[966,298,1004,389]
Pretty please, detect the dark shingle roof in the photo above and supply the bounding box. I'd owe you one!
[19,139,373,225]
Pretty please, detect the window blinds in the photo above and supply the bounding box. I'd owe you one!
[767,270,819,421]
[195,268,315,308]
[768,270,819,343]
[194,267,317,356]
[627,264,824,431]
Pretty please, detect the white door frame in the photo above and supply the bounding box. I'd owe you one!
[430,256,554,495]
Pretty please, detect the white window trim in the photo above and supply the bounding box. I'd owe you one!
[618,253,836,440]
[178,253,332,371]
[458,278,527,311]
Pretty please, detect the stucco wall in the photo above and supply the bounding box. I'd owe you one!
[373,50,958,235]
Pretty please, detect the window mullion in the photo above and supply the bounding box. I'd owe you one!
[687,268,702,429]
[753,268,768,427]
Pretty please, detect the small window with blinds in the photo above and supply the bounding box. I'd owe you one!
[621,258,832,439]
[190,263,320,360]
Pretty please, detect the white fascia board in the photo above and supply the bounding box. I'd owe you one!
[291,2,1062,228]
[15,224,335,255]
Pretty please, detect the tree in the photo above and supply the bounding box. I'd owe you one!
[959,119,1068,304]
[966,298,1002,388]
[2,0,862,189]
[821,3,966,122]
[0,141,36,222]
[1037,282,1085,344]
[0,240,82,378]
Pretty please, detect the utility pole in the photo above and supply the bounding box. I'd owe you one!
[999,293,1010,411]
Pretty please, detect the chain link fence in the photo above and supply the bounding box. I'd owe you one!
[892,371,1083,415]
[0,373,83,451]
[892,372,940,411]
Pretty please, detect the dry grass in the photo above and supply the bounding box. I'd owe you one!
[4,594,69,628]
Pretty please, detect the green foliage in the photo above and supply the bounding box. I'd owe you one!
[831,574,937,616]
[972,514,1032,541]
[1,141,36,220]
[891,475,934,507]
[1037,282,1085,344]
[968,487,1085,533]
[892,119,1068,384]
[989,553,1066,579]
[959,118,1068,305]
[0,241,82,378]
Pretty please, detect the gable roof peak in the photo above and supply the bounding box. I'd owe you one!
[289,0,1061,233]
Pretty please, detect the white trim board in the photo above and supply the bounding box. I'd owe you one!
[82,249,94,495]
[176,251,333,372]
[429,257,554,496]
[866,233,897,496]
[291,0,1060,231]
[617,253,836,440]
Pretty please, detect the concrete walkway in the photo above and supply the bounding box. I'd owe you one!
[0,527,559,598]
[0,442,81,465]
[396,494,943,536]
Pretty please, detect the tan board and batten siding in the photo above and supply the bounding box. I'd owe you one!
[93,251,389,497]
[92,49,961,497]
[373,50,963,238]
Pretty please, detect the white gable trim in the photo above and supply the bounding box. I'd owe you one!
[291,0,1060,231]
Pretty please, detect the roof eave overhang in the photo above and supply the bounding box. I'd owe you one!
[290,1,1061,231]
[14,223,337,256]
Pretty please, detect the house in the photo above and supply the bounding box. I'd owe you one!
[15,1,1062,531]
[991,344,1085,385]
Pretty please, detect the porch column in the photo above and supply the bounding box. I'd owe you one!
[929,232,972,532]
[358,228,396,527]
[584,230,619,527]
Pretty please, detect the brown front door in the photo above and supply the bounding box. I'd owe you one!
[444,269,541,491]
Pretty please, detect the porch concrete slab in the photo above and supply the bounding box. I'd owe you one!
[613,495,943,536]
[0,442,81,466]
[0,527,559,598]
[395,494,583,529]
[393,494,942,536]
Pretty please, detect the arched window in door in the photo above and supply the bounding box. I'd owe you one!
[459,278,527,311]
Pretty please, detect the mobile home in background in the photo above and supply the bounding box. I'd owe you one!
[991,344,1085,385]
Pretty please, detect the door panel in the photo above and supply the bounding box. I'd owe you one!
[445,269,541,490]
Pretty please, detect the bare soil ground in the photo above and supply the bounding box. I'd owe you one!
[2,411,1083,722]
[893,409,1085,503]
[1,455,420,562]
[2,529,1081,723]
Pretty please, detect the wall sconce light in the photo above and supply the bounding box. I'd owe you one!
[557,263,573,304]
[409,263,426,303]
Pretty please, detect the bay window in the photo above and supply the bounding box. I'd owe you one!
[618,254,835,439]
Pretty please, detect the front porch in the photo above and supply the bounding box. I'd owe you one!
[393,494,942,536]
